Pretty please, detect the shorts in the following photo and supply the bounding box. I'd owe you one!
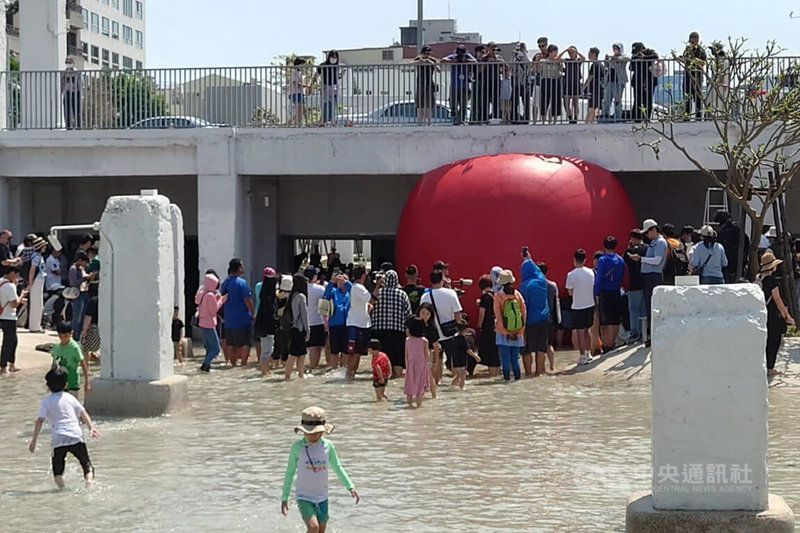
[290,93,305,104]
[374,329,406,368]
[52,441,92,477]
[524,322,550,354]
[289,328,307,356]
[308,325,327,348]
[298,499,329,524]
[329,325,348,355]
[570,307,595,330]
[271,329,289,361]
[599,291,623,326]
[373,377,388,388]
[225,326,252,348]
[259,335,274,362]
[347,326,370,356]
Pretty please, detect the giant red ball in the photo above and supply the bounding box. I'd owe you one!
[395,153,638,324]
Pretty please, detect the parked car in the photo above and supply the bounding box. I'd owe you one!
[130,116,222,129]
[339,101,453,126]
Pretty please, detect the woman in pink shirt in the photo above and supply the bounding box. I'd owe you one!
[198,273,226,372]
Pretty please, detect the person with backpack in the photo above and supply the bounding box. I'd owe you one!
[566,249,596,365]
[689,226,728,285]
[283,274,309,381]
[519,250,549,377]
[627,219,668,347]
[493,269,526,381]
[594,237,626,354]
[662,223,689,285]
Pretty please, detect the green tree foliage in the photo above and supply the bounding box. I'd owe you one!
[81,69,168,128]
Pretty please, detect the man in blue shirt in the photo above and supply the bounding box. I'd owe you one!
[628,219,668,347]
[594,236,626,353]
[441,44,477,125]
[220,258,254,367]
[519,250,549,376]
[322,273,352,370]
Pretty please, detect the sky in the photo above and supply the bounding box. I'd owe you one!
[146,0,800,68]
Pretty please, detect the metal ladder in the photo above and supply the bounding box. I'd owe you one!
[704,187,729,226]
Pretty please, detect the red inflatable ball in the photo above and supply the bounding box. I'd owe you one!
[395,153,638,325]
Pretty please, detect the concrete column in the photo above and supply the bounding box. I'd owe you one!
[19,0,67,128]
[169,204,185,316]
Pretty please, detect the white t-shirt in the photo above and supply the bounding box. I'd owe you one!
[346,282,372,329]
[38,392,86,448]
[0,278,17,321]
[307,282,326,327]
[420,287,462,340]
[566,267,596,310]
[45,255,63,290]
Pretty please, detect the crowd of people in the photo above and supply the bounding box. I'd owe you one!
[190,212,796,403]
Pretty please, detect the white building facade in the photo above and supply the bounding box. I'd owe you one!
[80,0,146,69]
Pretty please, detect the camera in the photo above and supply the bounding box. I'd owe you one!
[454,278,473,286]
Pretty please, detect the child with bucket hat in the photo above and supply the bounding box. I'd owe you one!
[281,406,359,531]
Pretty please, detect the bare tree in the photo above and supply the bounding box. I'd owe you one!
[636,39,800,295]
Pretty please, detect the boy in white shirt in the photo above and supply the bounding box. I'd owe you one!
[565,249,596,365]
[29,367,101,488]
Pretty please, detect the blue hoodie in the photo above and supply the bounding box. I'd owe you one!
[518,259,549,325]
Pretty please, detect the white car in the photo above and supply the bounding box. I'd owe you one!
[130,116,223,129]
[338,101,453,126]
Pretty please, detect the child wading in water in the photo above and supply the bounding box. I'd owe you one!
[450,321,480,390]
[282,406,359,533]
[369,339,390,401]
[404,317,430,407]
[29,367,101,488]
[51,321,90,397]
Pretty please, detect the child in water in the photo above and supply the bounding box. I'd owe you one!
[404,317,430,408]
[282,406,359,533]
[369,339,390,401]
[29,367,101,488]
[450,321,481,390]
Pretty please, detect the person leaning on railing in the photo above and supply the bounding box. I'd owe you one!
[61,56,83,130]
[441,44,477,126]
[682,31,707,120]
[412,46,441,125]
[706,42,730,116]
[603,43,628,122]
[312,50,342,127]
[538,44,564,124]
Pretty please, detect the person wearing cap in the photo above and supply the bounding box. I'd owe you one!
[281,406,359,532]
[628,219,668,347]
[68,251,92,343]
[27,237,49,333]
[680,225,696,261]
[624,229,648,344]
[253,267,279,377]
[759,225,771,251]
[512,42,532,123]
[689,226,728,285]
[370,270,412,378]
[420,270,463,375]
[402,265,426,313]
[758,251,795,376]
[682,31,707,120]
[413,45,440,125]
[766,226,782,258]
[442,44,477,125]
[566,249,596,365]
[304,266,328,371]
[493,269,526,380]
[432,260,452,288]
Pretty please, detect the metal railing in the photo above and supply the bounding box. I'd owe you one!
[6,24,19,37]
[3,56,800,130]
[67,0,82,14]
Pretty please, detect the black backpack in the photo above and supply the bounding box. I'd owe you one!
[666,241,690,277]
[280,293,294,332]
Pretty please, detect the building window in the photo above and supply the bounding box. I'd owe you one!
[136,60,143,70]
[82,8,89,27]
[135,30,143,49]
[381,49,394,61]
[123,0,133,17]
[123,25,133,45]
[123,56,133,69]
[112,21,119,39]
[112,0,119,8]
[91,45,99,65]
[135,1,143,19]
[91,12,99,33]
[112,52,119,68]
[102,48,110,67]
[101,17,110,35]
[82,42,89,59]
[103,0,109,4]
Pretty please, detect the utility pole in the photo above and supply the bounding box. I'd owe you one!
[417,0,423,52]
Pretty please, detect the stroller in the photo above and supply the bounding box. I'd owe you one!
[46,287,73,329]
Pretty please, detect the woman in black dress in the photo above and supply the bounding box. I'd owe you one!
[561,46,585,123]
[478,273,500,377]
[759,251,795,376]
[416,303,440,398]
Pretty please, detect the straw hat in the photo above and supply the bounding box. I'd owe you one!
[497,269,516,286]
[31,236,47,252]
[760,250,783,273]
[294,406,334,435]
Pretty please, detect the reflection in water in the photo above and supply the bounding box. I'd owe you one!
[1,367,797,532]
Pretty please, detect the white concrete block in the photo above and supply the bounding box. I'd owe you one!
[197,173,243,275]
[651,284,769,511]
[169,204,185,316]
[99,195,175,381]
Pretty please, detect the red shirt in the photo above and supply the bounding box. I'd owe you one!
[371,352,390,380]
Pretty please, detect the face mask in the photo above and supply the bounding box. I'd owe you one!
[65,62,73,68]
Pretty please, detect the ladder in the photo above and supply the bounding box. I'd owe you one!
[704,187,729,226]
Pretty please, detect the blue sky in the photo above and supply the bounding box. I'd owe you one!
[147,0,800,67]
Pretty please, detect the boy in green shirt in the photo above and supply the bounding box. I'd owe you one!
[52,321,90,397]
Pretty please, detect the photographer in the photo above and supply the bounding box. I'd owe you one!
[413,45,441,125]
[442,44,477,125]
[512,43,531,123]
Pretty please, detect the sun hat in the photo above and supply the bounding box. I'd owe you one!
[497,269,516,286]
[641,219,659,233]
[767,227,778,238]
[31,237,47,252]
[263,267,277,279]
[294,406,334,435]
[760,250,783,273]
[699,225,716,237]
[279,274,293,292]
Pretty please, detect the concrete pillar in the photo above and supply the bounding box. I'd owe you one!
[170,204,185,316]
[626,284,794,531]
[86,193,188,417]
[19,0,67,128]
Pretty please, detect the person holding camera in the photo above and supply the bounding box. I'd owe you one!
[0,265,27,374]
[420,270,463,379]
[511,43,532,123]
[413,45,441,125]
[442,44,477,125]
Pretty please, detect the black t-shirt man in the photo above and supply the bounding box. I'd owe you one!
[625,243,648,291]
[403,283,426,314]
[0,241,12,276]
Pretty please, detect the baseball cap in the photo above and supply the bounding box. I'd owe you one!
[263,267,277,278]
[641,219,659,233]
[421,45,432,53]
[433,260,450,270]
[303,265,318,279]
